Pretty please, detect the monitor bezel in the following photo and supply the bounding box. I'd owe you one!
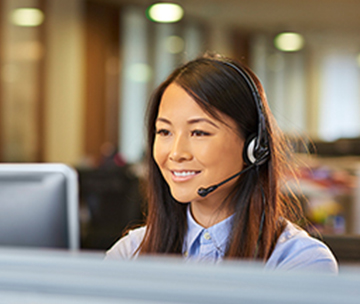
[0,163,79,251]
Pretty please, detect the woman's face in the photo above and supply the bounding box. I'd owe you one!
[153,83,245,206]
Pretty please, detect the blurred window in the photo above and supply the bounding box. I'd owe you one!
[319,53,360,141]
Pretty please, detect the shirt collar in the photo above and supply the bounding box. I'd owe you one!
[184,205,234,256]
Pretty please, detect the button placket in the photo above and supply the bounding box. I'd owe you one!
[203,231,211,240]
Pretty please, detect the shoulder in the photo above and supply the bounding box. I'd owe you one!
[105,226,146,260]
[265,221,338,274]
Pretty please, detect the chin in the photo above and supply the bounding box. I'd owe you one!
[171,196,192,204]
[170,190,196,204]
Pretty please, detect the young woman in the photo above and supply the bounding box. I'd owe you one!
[106,54,338,273]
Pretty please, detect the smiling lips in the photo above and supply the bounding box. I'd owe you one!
[171,170,200,181]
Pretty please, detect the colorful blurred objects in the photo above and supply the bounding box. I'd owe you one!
[285,155,358,235]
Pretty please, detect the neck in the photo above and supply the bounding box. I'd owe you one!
[190,200,232,228]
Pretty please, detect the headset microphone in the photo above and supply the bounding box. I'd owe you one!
[197,164,255,197]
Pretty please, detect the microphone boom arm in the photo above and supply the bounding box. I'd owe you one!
[197,164,255,197]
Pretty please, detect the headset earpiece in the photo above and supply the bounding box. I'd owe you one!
[243,133,270,166]
[243,134,257,165]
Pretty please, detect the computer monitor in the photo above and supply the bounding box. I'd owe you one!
[0,163,79,251]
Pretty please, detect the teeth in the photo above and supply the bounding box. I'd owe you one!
[173,171,196,177]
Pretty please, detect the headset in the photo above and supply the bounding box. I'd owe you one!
[222,60,270,258]
[197,60,270,198]
[220,60,270,167]
[197,59,270,258]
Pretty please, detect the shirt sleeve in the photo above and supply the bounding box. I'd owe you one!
[105,226,146,260]
[265,222,338,274]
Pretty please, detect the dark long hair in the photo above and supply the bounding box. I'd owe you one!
[137,53,304,260]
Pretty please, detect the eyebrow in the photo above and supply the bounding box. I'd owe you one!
[188,118,219,128]
[155,117,219,129]
[155,117,171,124]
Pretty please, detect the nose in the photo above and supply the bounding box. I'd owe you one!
[169,134,193,162]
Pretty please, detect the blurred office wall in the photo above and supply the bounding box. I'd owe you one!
[0,0,84,164]
[0,0,45,162]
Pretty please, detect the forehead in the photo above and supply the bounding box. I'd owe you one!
[157,83,240,132]
[158,83,206,116]
[158,83,225,121]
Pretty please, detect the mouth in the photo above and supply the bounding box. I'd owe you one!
[171,170,201,181]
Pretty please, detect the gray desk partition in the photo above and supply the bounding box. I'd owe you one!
[0,248,359,303]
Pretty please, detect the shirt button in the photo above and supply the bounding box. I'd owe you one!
[203,232,211,240]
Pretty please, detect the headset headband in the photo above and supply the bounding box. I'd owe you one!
[218,60,270,165]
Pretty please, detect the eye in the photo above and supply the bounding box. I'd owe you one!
[156,129,171,136]
[191,130,211,137]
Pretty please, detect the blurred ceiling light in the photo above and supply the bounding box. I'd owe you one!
[11,8,44,27]
[165,35,185,54]
[146,3,184,23]
[274,32,305,52]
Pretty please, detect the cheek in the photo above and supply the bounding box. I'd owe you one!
[152,140,160,165]
[226,145,245,170]
[197,146,222,165]
[153,138,166,167]
[196,136,244,168]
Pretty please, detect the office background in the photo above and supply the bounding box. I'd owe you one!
[2,0,360,164]
[1,0,360,256]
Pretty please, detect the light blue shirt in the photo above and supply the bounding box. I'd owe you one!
[106,207,338,273]
[182,207,234,262]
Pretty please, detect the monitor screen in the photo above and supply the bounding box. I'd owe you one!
[0,163,79,251]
